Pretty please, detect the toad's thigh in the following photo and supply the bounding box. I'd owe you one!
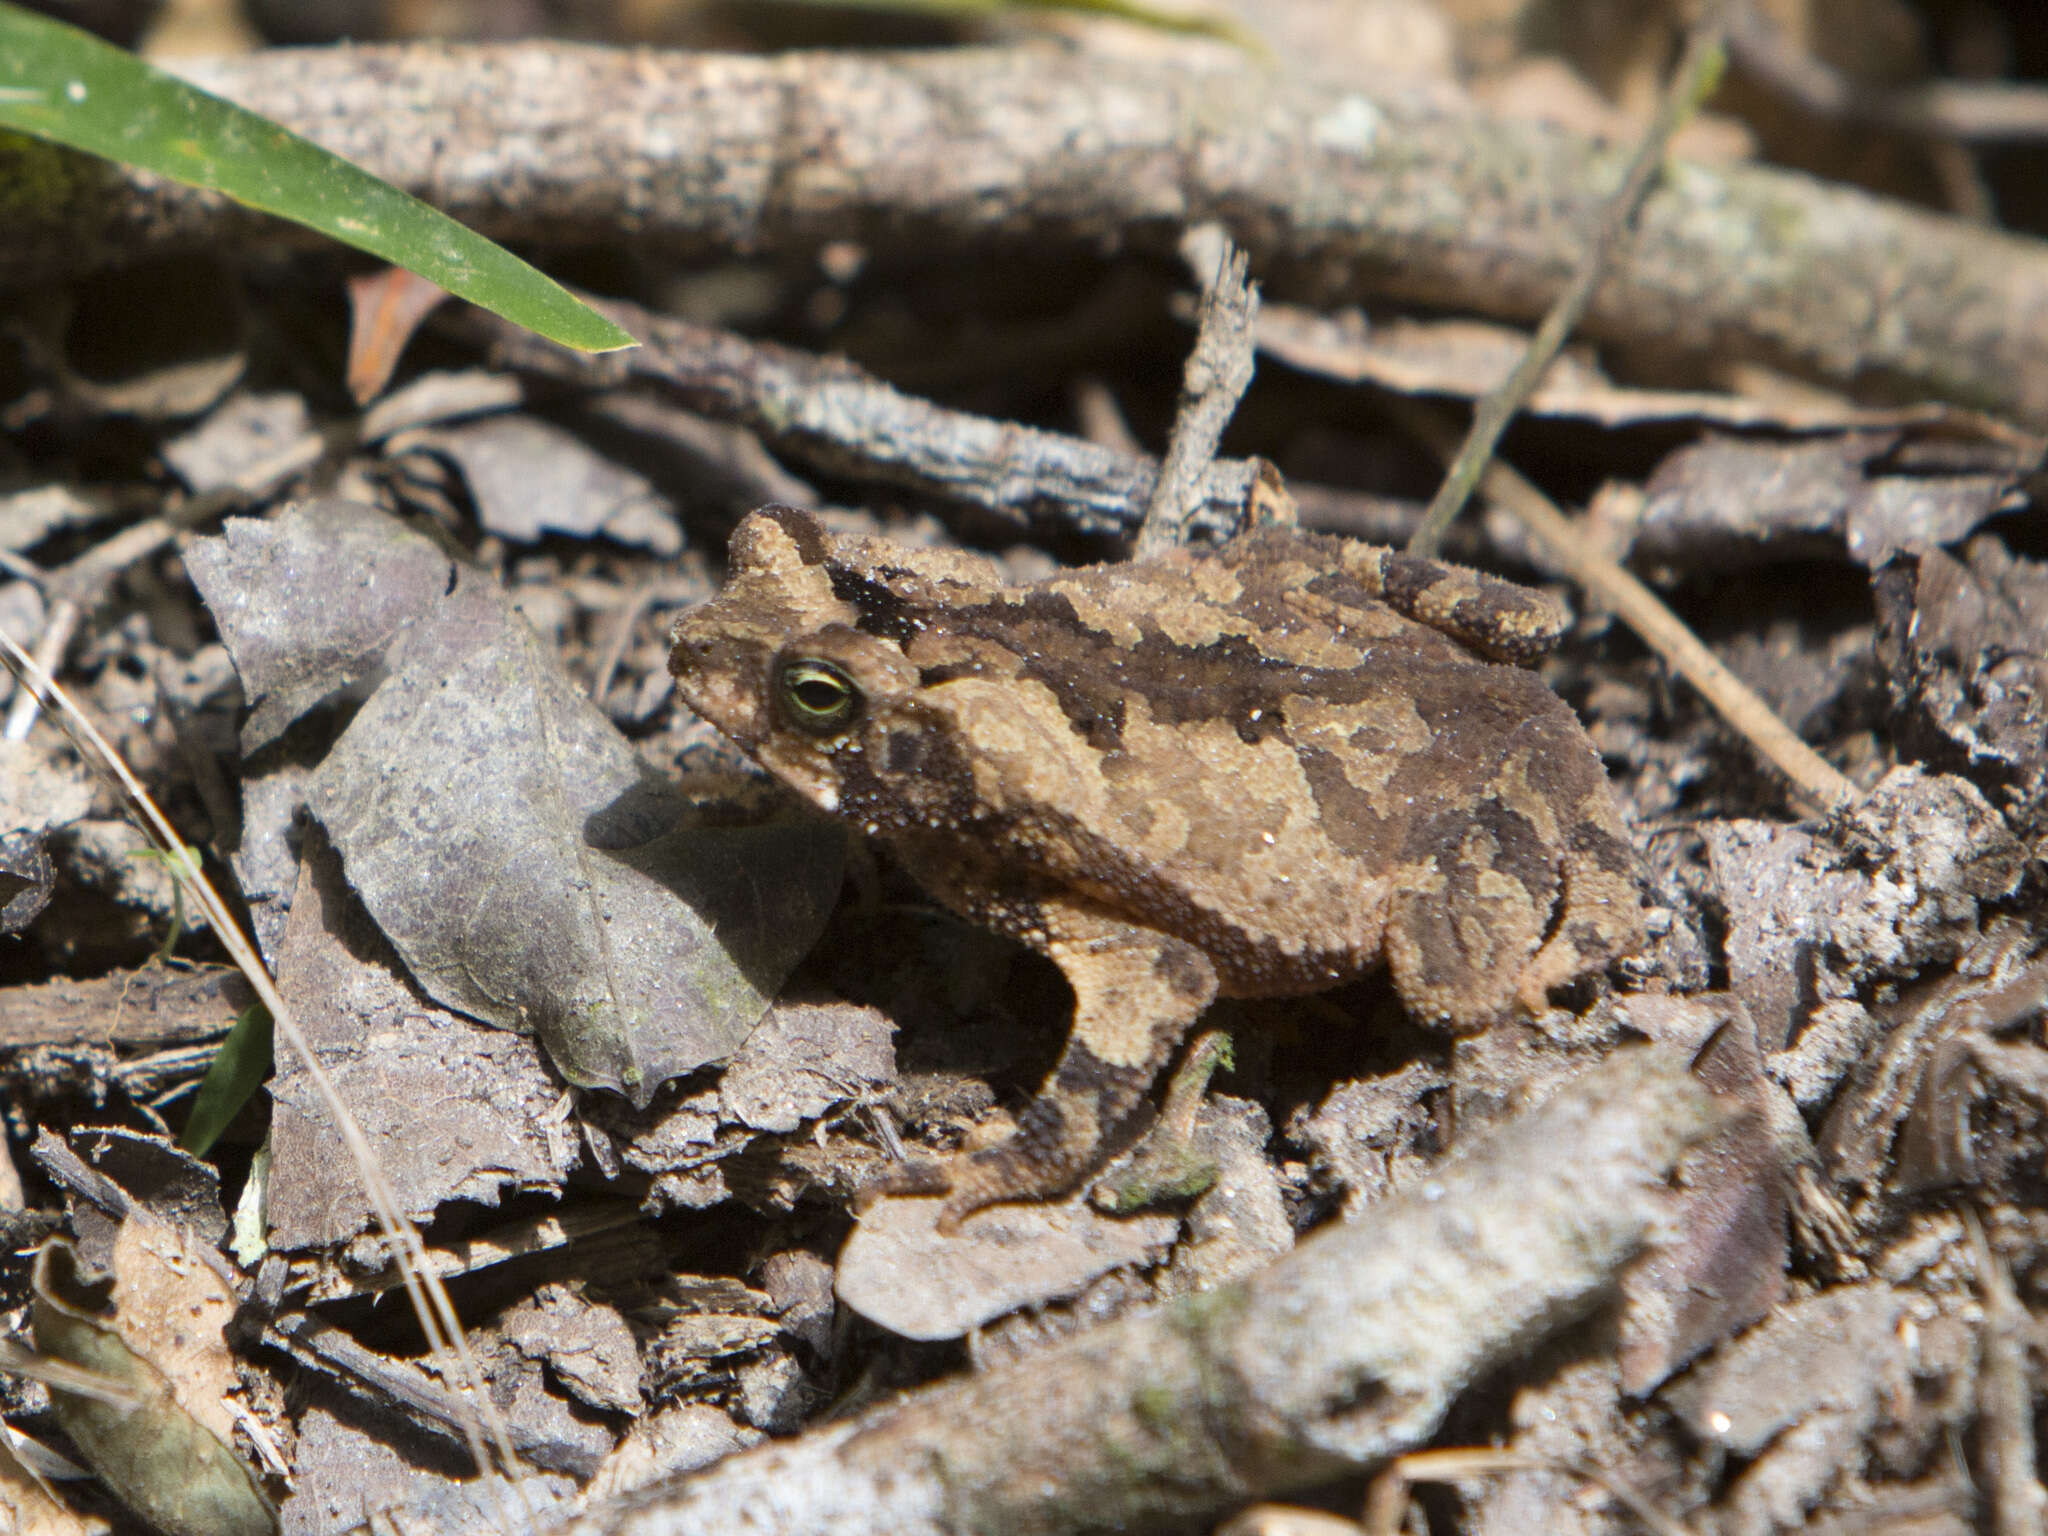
[1381,796,1561,1029]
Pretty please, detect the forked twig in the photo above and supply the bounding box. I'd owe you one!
[1134,228,1260,557]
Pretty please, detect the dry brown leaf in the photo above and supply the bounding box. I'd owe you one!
[345,266,452,405]
[31,1231,274,1536]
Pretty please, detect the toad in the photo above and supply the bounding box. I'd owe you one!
[670,503,1642,1224]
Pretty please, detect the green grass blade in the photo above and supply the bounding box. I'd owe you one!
[0,3,634,353]
[179,1003,273,1158]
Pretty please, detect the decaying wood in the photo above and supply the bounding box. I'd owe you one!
[0,965,247,1051]
[8,43,2048,424]
[527,1050,1721,1536]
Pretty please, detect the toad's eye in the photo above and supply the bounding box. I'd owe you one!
[776,657,862,734]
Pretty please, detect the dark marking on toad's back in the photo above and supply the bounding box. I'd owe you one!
[670,504,1643,1224]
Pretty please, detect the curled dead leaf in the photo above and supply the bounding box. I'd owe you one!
[30,1230,274,1536]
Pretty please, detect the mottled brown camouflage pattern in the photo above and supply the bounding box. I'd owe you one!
[671,505,1642,1223]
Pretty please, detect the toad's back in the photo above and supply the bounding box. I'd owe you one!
[673,510,1639,1026]
[670,507,1643,1220]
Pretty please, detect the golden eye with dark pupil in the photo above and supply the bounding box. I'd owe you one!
[777,657,861,733]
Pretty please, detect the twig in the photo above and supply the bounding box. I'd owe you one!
[0,1336,140,1411]
[264,1311,604,1477]
[1,598,79,741]
[1394,401,1859,815]
[10,43,2045,424]
[1363,1448,1691,1536]
[459,300,1562,568]
[1408,11,1729,557]
[588,577,690,707]
[1134,228,1259,556]
[1722,7,1997,220]
[524,1050,1723,1536]
[1728,8,2048,145]
[1,430,322,739]
[1905,82,2048,144]
[455,286,2029,580]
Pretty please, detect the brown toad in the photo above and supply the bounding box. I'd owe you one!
[670,504,1642,1224]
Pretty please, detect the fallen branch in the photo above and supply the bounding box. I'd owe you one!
[0,965,247,1051]
[527,1050,1720,1536]
[452,299,1267,546]
[11,44,2048,424]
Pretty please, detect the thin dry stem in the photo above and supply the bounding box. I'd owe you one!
[1408,8,1729,557]
[2,598,78,742]
[1365,1448,1691,1536]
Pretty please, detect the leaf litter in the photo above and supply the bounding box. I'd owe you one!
[30,1223,273,1536]
[6,5,2048,1531]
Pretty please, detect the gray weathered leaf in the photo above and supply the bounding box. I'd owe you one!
[410,413,682,554]
[263,840,575,1250]
[1637,433,2020,570]
[184,500,449,755]
[835,1197,1178,1341]
[191,500,841,1102]
[718,1001,896,1133]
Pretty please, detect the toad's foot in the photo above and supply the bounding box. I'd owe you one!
[864,913,1219,1232]
[1092,1028,1232,1214]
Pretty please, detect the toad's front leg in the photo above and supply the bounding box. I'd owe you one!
[865,899,1218,1232]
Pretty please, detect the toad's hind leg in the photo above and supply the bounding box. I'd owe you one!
[868,899,1218,1231]
[1382,795,1558,1029]
[1514,801,1643,1014]
[1384,738,1643,1028]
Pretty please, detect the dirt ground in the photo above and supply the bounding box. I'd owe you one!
[4,1,2048,1533]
